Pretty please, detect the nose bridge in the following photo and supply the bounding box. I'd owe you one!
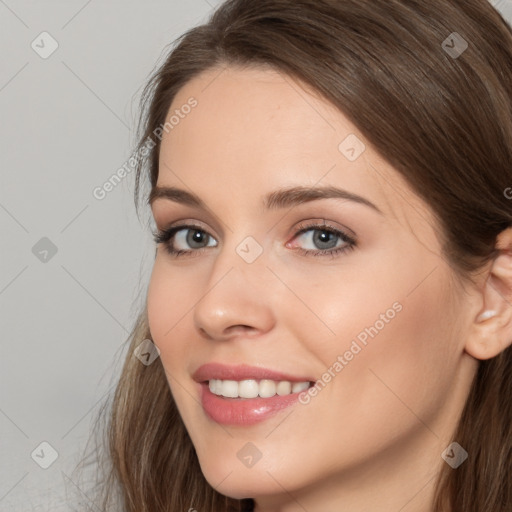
[192,233,275,340]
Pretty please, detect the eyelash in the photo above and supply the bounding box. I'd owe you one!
[152,221,357,259]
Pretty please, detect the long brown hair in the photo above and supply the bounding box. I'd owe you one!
[77,1,512,510]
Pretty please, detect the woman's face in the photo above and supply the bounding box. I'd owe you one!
[148,65,478,508]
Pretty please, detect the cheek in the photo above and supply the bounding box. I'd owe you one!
[296,247,458,426]
[318,263,459,439]
[147,263,169,342]
[147,261,188,357]
[146,261,200,414]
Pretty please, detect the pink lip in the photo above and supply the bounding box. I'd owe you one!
[192,363,315,426]
[192,362,314,383]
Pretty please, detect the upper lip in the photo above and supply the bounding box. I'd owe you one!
[192,363,315,383]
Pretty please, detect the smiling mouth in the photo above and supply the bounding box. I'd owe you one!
[205,378,315,399]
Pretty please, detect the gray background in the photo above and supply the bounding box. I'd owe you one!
[1,1,511,510]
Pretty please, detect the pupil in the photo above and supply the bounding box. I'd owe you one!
[188,229,206,248]
[314,230,337,249]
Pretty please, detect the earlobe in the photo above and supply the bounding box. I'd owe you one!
[475,309,497,322]
[465,227,512,361]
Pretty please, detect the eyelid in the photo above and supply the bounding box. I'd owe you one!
[153,209,225,239]
[156,218,216,237]
[289,218,357,240]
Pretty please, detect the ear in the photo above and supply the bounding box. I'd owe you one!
[465,226,512,360]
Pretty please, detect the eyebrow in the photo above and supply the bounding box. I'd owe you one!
[148,185,383,215]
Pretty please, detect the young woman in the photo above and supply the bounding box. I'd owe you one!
[85,1,512,510]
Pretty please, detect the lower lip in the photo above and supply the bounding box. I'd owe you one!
[199,382,306,426]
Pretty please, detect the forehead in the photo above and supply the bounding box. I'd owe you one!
[166,65,352,166]
[157,65,431,230]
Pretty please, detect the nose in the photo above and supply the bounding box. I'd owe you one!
[193,256,276,342]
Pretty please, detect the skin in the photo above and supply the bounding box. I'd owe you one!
[147,65,512,512]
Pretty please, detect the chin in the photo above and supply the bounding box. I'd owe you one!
[197,453,310,501]
[200,466,263,499]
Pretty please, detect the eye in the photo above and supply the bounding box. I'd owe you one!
[153,224,217,258]
[288,221,356,258]
[153,220,357,259]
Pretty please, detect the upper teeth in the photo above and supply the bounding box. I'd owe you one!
[208,379,310,398]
